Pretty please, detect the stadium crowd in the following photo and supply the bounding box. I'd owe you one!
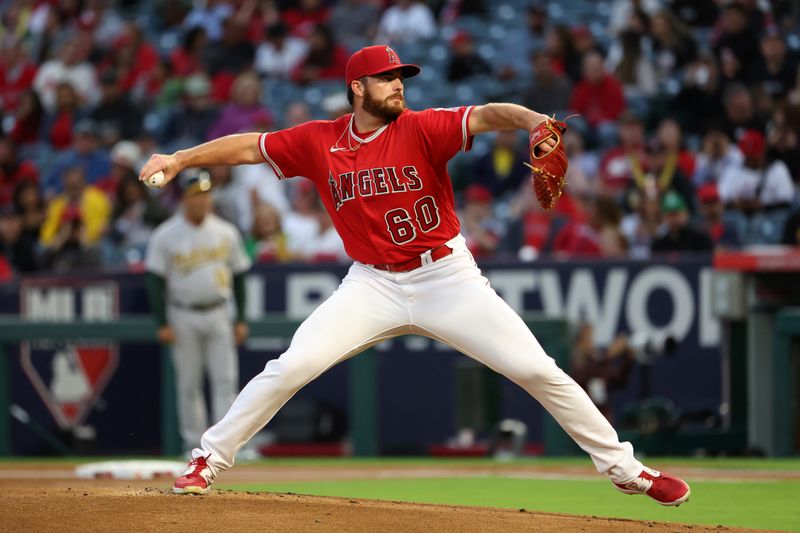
[1,0,800,278]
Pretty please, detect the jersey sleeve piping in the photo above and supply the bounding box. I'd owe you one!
[258,132,286,179]
[461,105,475,152]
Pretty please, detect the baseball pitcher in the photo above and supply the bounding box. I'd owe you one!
[140,45,690,506]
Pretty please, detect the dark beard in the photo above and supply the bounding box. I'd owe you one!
[362,89,404,122]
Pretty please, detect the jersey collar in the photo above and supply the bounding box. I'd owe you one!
[348,114,389,145]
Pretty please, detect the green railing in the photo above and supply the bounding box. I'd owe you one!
[0,314,570,457]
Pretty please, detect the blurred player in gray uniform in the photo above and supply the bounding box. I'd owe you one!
[145,170,252,453]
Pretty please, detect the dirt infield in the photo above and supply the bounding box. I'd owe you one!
[0,463,780,532]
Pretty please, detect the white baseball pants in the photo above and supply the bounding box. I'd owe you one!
[196,235,643,484]
[169,304,238,453]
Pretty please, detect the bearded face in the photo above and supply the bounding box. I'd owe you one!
[362,81,405,122]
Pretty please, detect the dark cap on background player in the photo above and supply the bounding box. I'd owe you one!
[179,169,213,196]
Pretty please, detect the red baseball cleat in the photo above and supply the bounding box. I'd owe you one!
[173,455,214,495]
[614,466,691,506]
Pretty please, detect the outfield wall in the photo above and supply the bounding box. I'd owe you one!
[0,254,721,455]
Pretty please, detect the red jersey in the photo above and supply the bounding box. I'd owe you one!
[259,107,474,265]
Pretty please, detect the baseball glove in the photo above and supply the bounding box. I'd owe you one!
[524,117,569,210]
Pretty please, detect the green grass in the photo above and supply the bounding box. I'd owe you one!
[221,476,800,531]
[2,456,799,529]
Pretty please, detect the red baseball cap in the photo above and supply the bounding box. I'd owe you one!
[345,45,421,86]
[697,183,720,203]
[737,129,765,159]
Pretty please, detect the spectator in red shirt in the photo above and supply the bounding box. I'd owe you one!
[291,25,348,85]
[41,81,85,151]
[598,111,647,197]
[570,50,626,127]
[9,89,44,146]
[104,23,159,94]
[569,50,627,149]
[283,0,331,38]
[170,27,209,77]
[0,137,38,207]
[0,36,37,114]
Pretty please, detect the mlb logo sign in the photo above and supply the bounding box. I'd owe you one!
[19,280,119,429]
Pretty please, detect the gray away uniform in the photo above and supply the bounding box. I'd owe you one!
[145,212,251,451]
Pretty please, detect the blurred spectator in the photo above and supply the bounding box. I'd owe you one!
[649,9,697,81]
[569,51,626,141]
[41,81,85,151]
[570,25,605,68]
[651,190,713,253]
[376,0,437,45]
[246,201,291,262]
[624,138,695,215]
[39,166,110,271]
[750,28,798,103]
[607,29,658,100]
[713,3,760,85]
[693,123,744,187]
[522,50,572,118]
[598,111,646,196]
[470,131,528,201]
[183,0,234,42]
[571,323,635,423]
[305,193,348,262]
[96,140,142,198]
[208,71,273,139]
[241,0,281,45]
[655,118,695,177]
[109,175,168,260]
[254,22,308,79]
[721,83,764,140]
[209,165,239,226]
[8,89,44,146]
[0,136,38,206]
[43,119,111,198]
[104,23,160,94]
[231,100,307,231]
[608,0,661,37]
[459,184,503,259]
[522,2,549,54]
[0,36,38,114]
[766,108,800,179]
[283,179,324,257]
[673,54,724,135]
[33,33,100,112]
[329,0,381,46]
[620,187,662,258]
[552,195,627,257]
[13,181,45,246]
[446,31,491,83]
[89,69,142,144]
[544,25,582,82]
[668,0,719,28]
[563,129,600,195]
[170,27,209,77]
[291,24,348,85]
[719,129,795,213]
[782,209,800,246]
[283,0,331,38]
[160,73,219,150]
[204,16,255,76]
[80,0,125,50]
[694,183,741,249]
[0,205,37,273]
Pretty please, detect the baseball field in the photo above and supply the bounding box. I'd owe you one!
[0,456,798,532]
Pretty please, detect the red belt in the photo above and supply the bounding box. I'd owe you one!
[372,244,453,273]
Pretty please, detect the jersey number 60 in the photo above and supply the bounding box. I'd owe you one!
[385,196,440,244]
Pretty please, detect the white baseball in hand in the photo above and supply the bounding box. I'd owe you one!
[147,171,166,188]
